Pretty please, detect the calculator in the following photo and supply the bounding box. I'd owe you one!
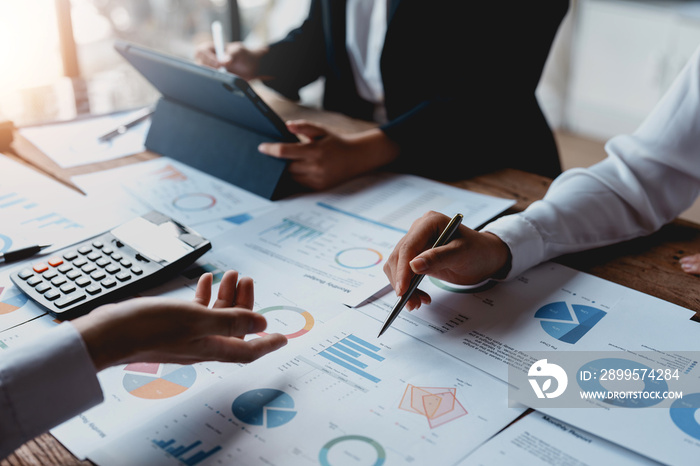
[10,211,211,319]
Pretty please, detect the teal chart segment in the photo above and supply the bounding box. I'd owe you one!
[319,435,386,466]
[670,392,700,440]
[534,301,607,344]
[232,388,297,428]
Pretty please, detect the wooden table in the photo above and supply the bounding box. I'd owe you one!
[4,89,700,466]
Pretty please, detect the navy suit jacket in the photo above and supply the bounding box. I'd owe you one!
[259,1,567,180]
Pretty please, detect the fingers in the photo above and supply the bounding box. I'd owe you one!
[386,211,450,296]
[194,308,269,338]
[258,121,328,159]
[222,333,288,363]
[189,333,288,364]
[681,254,700,274]
[212,270,240,308]
[410,240,463,276]
[193,273,214,306]
[285,120,328,141]
[258,141,311,160]
[195,43,219,68]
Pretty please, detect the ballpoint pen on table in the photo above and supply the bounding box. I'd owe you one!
[0,244,52,264]
[378,213,463,337]
[211,20,227,71]
[97,105,155,143]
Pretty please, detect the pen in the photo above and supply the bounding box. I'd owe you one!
[0,244,52,264]
[378,213,463,337]
[97,106,154,143]
[211,20,227,71]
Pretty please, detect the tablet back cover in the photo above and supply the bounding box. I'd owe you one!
[145,98,288,200]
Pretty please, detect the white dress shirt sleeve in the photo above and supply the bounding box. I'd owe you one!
[483,44,700,279]
[0,322,103,459]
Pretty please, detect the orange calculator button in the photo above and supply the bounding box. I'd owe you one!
[33,263,49,273]
[48,257,64,267]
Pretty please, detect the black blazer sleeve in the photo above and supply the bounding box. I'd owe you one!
[256,0,326,101]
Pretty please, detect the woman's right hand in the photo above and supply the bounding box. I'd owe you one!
[194,41,268,81]
[383,211,512,310]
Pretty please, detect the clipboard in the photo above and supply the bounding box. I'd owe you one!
[114,40,296,200]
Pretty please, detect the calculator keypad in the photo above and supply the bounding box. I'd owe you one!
[14,239,143,311]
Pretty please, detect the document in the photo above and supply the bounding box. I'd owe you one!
[0,154,134,254]
[292,172,516,232]
[0,313,56,347]
[0,265,47,332]
[361,261,699,465]
[19,109,151,168]
[72,157,273,227]
[360,261,696,382]
[224,173,515,306]
[527,319,700,466]
[89,311,526,466]
[463,411,660,465]
[51,250,349,459]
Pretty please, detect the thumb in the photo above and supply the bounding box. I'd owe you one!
[286,120,328,141]
[409,245,459,275]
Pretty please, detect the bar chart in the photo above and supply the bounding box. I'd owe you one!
[152,437,222,465]
[317,334,385,383]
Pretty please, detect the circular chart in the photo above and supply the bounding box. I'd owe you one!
[256,306,314,339]
[534,301,607,344]
[577,358,668,408]
[0,286,28,315]
[172,193,217,211]
[428,277,497,294]
[319,435,386,466]
[122,363,197,399]
[670,392,700,440]
[232,388,297,428]
[0,234,12,254]
[335,248,383,269]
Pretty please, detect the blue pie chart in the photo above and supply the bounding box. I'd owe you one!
[534,301,606,344]
[670,392,700,440]
[0,234,12,254]
[232,388,297,428]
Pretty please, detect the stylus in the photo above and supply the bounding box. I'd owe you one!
[212,20,227,71]
[378,213,463,337]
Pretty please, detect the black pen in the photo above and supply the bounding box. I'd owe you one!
[0,244,52,264]
[97,106,154,143]
[378,213,463,337]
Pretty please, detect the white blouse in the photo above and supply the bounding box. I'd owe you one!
[484,45,700,279]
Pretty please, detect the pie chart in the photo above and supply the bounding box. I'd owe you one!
[670,392,700,440]
[319,435,386,466]
[122,363,197,399]
[335,248,383,269]
[0,234,11,254]
[0,286,29,315]
[232,388,297,428]
[256,305,314,339]
[534,301,606,344]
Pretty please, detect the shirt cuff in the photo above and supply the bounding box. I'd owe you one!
[482,214,546,280]
[0,322,103,455]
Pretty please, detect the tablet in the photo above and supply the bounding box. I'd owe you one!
[114,40,297,142]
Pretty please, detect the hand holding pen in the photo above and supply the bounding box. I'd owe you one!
[378,213,463,337]
[381,211,513,336]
